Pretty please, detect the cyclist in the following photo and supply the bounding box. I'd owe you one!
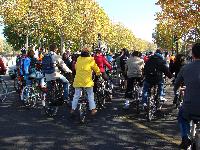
[62,51,72,70]
[94,48,112,80]
[42,43,72,101]
[142,49,172,107]
[174,43,200,149]
[106,51,113,64]
[171,54,186,79]
[124,51,144,109]
[120,48,129,76]
[70,46,100,115]
[19,48,33,86]
[0,56,7,75]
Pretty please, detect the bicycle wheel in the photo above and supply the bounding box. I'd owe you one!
[79,103,87,123]
[13,77,20,93]
[0,78,8,102]
[133,90,140,114]
[44,84,59,116]
[21,86,37,108]
[147,97,154,122]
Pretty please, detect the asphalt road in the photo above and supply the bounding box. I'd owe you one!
[0,76,181,150]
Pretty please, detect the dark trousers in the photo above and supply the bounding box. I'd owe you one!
[125,77,141,99]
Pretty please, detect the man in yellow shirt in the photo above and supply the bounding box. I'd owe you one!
[71,46,101,115]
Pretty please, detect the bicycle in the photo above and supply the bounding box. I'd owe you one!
[132,79,141,114]
[174,86,185,109]
[188,115,200,150]
[123,78,141,113]
[78,88,89,123]
[146,84,162,122]
[20,72,45,108]
[0,76,8,102]
[95,76,106,110]
[44,79,64,116]
[118,73,126,90]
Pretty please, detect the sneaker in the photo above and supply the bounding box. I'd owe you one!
[173,95,178,104]
[123,104,129,109]
[123,100,130,109]
[70,109,76,118]
[143,103,147,107]
[91,109,97,115]
[179,137,191,149]
[143,103,147,110]
[160,96,167,102]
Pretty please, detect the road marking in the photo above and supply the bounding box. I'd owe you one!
[116,116,180,145]
[7,91,16,95]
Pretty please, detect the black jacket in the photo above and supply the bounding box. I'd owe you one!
[144,53,172,84]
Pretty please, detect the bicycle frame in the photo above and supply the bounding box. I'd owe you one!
[189,116,200,150]
[78,88,89,123]
[146,84,160,121]
[0,77,8,102]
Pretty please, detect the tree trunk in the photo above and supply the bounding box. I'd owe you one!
[60,32,65,55]
[26,35,29,50]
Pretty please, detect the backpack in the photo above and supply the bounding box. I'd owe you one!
[20,56,29,75]
[144,56,159,78]
[42,54,55,74]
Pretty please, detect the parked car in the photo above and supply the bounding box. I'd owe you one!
[8,65,17,79]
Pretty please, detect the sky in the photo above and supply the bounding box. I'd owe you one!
[0,0,160,42]
[96,0,160,42]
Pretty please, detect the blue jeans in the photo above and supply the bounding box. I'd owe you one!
[47,76,69,100]
[24,74,31,86]
[178,106,190,138]
[142,79,164,104]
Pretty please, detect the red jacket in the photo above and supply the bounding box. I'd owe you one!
[144,56,149,63]
[0,58,6,75]
[94,54,112,73]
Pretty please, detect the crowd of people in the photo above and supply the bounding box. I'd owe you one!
[1,42,200,149]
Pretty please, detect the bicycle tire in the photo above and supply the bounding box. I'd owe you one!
[13,77,20,93]
[79,103,87,123]
[0,78,8,102]
[21,86,37,108]
[44,81,63,116]
[147,96,154,122]
[133,90,140,114]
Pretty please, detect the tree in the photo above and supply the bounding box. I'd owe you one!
[155,0,200,49]
[0,0,156,53]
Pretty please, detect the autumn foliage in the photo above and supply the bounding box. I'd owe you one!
[0,0,155,52]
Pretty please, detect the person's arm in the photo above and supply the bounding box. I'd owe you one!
[24,58,31,74]
[158,58,172,79]
[174,66,184,93]
[125,63,128,75]
[57,55,72,73]
[103,56,112,70]
[91,58,100,76]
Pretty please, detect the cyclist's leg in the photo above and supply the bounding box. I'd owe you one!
[102,72,112,90]
[40,77,46,88]
[158,79,164,97]
[124,77,134,108]
[93,75,99,93]
[178,106,191,145]
[125,77,134,98]
[86,87,96,110]
[71,88,81,110]
[59,74,70,100]
[24,74,31,86]
[102,72,108,81]
[142,80,150,105]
